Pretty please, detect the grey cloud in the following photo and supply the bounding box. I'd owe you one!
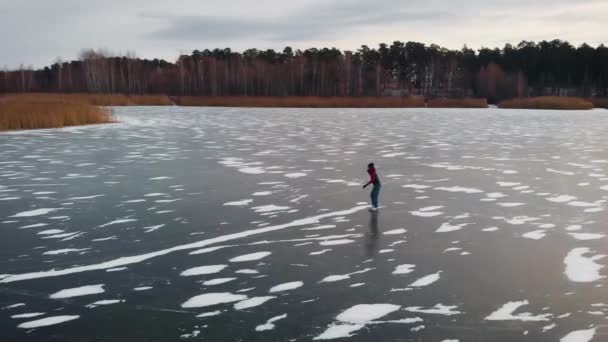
[1,0,606,68]
[146,7,453,43]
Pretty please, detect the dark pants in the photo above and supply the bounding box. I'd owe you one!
[370,183,381,208]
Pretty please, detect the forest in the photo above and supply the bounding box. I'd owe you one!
[1,40,607,103]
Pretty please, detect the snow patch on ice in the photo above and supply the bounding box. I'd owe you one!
[98,219,137,228]
[409,271,441,287]
[435,186,483,194]
[392,264,415,275]
[11,208,60,217]
[569,233,605,240]
[404,304,462,316]
[485,300,551,321]
[285,173,306,178]
[436,222,468,233]
[522,230,546,240]
[548,195,577,203]
[255,314,287,331]
[564,248,605,283]
[234,296,275,310]
[229,251,271,262]
[43,248,89,255]
[17,315,79,329]
[11,312,46,319]
[269,281,303,293]
[411,211,443,217]
[383,228,407,235]
[49,284,104,299]
[252,205,291,213]
[224,199,253,206]
[560,328,596,342]
[203,278,237,286]
[182,293,248,308]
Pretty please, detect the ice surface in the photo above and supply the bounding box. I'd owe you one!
[6,108,608,340]
[181,293,248,308]
[568,233,605,240]
[203,278,237,286]
[17,315,79,329]
[11,312,46,319]
[564,248,605,283]
[133,287,152,291]
[411,211,443,217]
[180,265,228,276]
[560,328,596,342]
[18,223,49,229]
[1,206,367,283]
[319,239,354,246]
[255,313,287,331]
[314,324,365,340]
[98,219,137,228]
[235,269,259,274]
[269,281,303,293]
[234,296,276,310]
[522,230,546,240]
[37,229,64,235]
[402,184,431,189]
[49,284,105,299]
[68,195,104,200]
[435,186,483,194]
[3,303,25,309]
[383,228,407,235]
[409,271,441,287]
[485,300,551,321]
[224,199,253,206]
[436,223,468,233]
[404,304,462,316]
[285,173,306,178]
[229,251,271,262]
[252,205,291,213]
[337,304,401,323]
[309,249,332,255]
[497,202,525,207]
[85,299,124,308]
[314,304,402,339]
[43,248,89,255]
[196,310,221,317]
[11,208,60,217]
[392,264,416,275]
[320,268,373,283]
[547,195,577,203]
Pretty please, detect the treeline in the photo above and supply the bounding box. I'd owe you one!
[1,40,607,102]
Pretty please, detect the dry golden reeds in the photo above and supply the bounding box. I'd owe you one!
[0,94,114,131]
[589,97,608,109]
[427,98,488,108]
[79,94,173,106]
[175,96,426,108]
[498,96,594,110]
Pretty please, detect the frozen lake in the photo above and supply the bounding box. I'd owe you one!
[1,107,608,341]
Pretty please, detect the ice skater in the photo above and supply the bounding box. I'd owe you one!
[363,162,381,211]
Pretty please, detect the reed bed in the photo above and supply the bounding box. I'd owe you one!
[498,96,594,110]
[0,94,113,130]
[589,97,608,109]
[427,98,488,108]
[175,96,427,108]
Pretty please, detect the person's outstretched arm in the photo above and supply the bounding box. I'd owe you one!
[363,172,376,188]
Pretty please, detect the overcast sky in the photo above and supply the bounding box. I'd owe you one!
[1,0,606,69]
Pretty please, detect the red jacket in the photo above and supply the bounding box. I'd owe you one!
[367,167,380,185]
